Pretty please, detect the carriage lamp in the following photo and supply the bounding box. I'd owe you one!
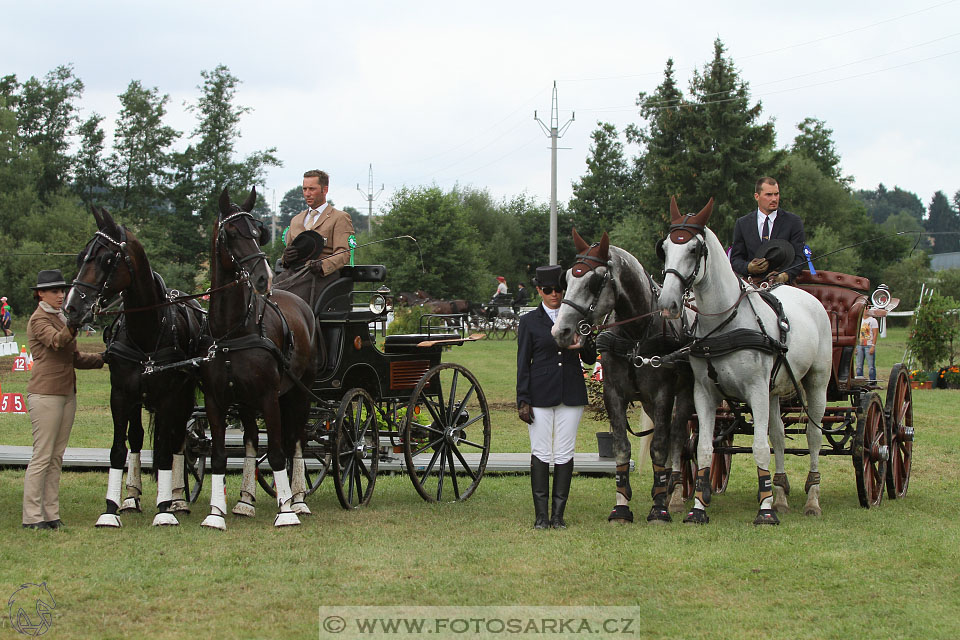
[369,293,387,315]
[871,285,891,309]
[354,335,363,350]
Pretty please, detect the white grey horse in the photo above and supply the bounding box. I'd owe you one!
[657,197,832,525]
[552,230,695,523]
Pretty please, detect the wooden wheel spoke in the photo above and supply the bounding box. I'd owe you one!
[447,447,461,500]
[418,446,443,482]
[436,444,447,501]
[412,436,445,457]
[451,445,476,481]
[446,369,460,420]
[356,456,373,481]
[458,437,486,450]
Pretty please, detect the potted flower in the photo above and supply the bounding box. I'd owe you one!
[909,369,932,389]
[938,365,960,390]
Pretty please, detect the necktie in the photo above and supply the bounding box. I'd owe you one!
[761,216,770,241]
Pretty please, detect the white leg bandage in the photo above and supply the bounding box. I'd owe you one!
[210,474,227,516]
[126,452,142,496]
[171,454,185,500]
[273,470,293,511]
[106,467,123,507]
[156,469,173,507]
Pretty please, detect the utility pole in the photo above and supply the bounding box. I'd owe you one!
[356,164,384,232]
[535,81,574,266]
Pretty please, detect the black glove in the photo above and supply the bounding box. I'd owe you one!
[580,335,598,366]
[282,245,300,266]
[307,259,324,275]
[100,351,110,367]
[518,402,534,425]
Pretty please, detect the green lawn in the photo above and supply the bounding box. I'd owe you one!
[1,323,958,639]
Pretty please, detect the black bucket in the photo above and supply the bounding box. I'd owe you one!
[596,431,614,458]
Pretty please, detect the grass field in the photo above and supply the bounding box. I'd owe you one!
[1,321,958,639]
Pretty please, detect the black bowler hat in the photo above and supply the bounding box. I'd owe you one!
[757,239,796,273]
[31,269,69,290]
[533,265,563,289]
[288,230,326,268]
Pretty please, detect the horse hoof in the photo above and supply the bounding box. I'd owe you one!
[753,509,780,525]
[773,486,790,513]
[152,512,180,527]
[668,487,685,514]
[607,505,634,524]
[682,508,709,525]
[646,507,672,524]
[291,501,312,516]
[118,497,142,514]
[201,514,227,530]
[95,513,122,528]
[804,504,822,517]
[232,501,256,518]
[169,500,191,515]
[274,511,301,527]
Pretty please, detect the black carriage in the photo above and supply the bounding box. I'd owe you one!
[469,293,521,340]
[678,270,913,508]
[182,265,492,509]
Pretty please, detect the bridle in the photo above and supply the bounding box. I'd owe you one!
[660,215,708,294]
[217,211,268,275]
[71,228,131,315]
[561,245,614,337]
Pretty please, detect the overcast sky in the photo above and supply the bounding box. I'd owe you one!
[4,1,959,218]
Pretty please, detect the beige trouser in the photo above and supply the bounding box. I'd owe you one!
[23,392,76,524]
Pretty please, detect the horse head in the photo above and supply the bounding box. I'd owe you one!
[216,187,272,294]
[658,196,714,319]
[553,229,617,348]
[64,206,135,327]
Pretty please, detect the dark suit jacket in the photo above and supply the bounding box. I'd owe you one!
[516,305,591,408]
[729,209,805,279]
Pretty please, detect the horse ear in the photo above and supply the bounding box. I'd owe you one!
[572,228,589,253]
[598,232,610,260]
[99,207,119,234]
[218,188,231,216]
[91,205,104,228]
[693,197,715,225]
[241,187,257,213]
[670,196,681,223]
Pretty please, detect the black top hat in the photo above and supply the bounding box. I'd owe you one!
[288,230,326,268]
[31,269,69,290]
[533,265,563,289]
[757,239,795,273]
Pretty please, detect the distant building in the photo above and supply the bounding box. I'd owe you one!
[931,252,960,271]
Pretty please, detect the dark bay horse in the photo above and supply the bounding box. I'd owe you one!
[64,207,203,527]
[199,188,318,529]
[551,230,696,523]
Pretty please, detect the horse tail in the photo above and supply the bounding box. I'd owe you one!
[147,411,159,481]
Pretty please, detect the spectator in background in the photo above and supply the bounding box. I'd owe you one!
[856,309,880,381]
[1,296,11,336]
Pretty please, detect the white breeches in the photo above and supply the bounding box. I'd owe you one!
[528,404,583,465]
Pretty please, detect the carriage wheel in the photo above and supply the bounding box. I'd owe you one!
[853,392,890,508]
[884,364,914,499]
[710,432,733,495]
[403,363,491,503]
[680,417,698,500]
[183,417,207,504]
[332,388,379,509]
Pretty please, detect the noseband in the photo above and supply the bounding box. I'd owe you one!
[561,246,613,336]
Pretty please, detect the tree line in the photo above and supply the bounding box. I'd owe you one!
[3,42,960,315]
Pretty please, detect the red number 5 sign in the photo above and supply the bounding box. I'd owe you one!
[1,393,26,414]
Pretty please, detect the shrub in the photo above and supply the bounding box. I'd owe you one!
[908,292,960,370]
[387,305,448,335]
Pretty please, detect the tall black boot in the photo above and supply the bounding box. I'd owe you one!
[531,456,550,529]
[550,460,574,529]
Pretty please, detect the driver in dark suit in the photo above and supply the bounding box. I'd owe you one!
[729,177,805,284]
[516,265,596,529]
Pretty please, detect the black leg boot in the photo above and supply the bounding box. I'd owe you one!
[531,456,550,529]
[550,460,574,529]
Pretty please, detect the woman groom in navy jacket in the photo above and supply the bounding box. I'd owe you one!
[516,265,596,529]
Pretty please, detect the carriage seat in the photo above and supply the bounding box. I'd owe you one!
[383,333,461,353]
[794,270,869,347]
[313,265,387,315]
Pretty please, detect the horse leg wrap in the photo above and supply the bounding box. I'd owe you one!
[695,467,711,507]
[272,471,301,528]
[170,454,190,513]
[615,464,632,502]
[804,471,821,494]
[201,474,228,530]
[152,469,179,527]
[757,468,773,505]
[232,455,257,517]
[651,465,669,501]
[667,469,680,495]
[290,455,311,516]
[95,468,124,528]
[119,453,142,513]
[772,472,791,495]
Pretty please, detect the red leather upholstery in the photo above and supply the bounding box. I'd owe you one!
[795,271,870,346]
